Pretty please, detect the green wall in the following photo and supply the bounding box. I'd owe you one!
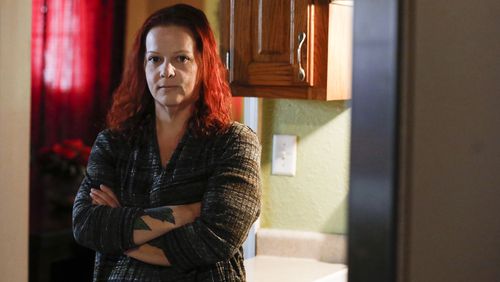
[260,99,350,235]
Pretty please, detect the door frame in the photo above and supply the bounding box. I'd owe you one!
[348,0,401,281]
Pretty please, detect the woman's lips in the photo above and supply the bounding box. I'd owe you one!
[158,85,179,89]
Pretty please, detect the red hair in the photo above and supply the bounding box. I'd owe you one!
[107,4,232,137]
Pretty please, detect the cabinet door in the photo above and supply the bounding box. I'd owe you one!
[230,0,311,87]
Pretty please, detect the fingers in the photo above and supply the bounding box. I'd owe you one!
[90,189,110,206]
[90,189,117,207]
[90,185,121,208]
[99,185,121,207]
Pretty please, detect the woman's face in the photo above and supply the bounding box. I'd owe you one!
[144,25,200,110]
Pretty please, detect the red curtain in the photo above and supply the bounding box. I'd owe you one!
[31,0,116,150]
[31,0,125,233]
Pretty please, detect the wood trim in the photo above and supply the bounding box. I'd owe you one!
[230,84,326,100]
[326,1,352,100]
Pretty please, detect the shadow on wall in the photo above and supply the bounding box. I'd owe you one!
[260,99,350,164]
[323,192,348,234]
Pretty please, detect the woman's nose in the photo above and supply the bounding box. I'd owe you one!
[160,62,175,78]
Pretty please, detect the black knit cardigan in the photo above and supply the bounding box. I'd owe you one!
[72,120,261,281]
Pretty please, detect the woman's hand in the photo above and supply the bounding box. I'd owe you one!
[90,184,121,208]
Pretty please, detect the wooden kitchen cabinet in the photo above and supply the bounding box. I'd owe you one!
[219,0,352,100]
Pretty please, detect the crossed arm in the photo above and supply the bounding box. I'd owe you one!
[90,184,200,266]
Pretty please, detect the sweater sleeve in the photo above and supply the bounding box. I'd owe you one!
[72,130,143,254]
[159,124,262,271]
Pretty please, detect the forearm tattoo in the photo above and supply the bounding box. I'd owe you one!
[134,218,152,231]
[133,206,175,231]
[148,237,164,249]
[145,206,175,224]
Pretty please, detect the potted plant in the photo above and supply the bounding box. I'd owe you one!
[37,139,91,210]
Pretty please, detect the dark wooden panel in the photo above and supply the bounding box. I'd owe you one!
[232,0,312,87]
[232,0,253,84]
[219,0,230,69]
[228,0,350,100]
[254,0,290,58]
[348,0,401,281]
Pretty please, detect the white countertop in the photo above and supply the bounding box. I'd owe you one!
[244,255,348,282]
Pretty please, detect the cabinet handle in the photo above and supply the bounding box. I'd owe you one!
[225,51,230,70]
[297,32,307,81]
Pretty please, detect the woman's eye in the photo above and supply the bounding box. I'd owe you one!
[147,56,160,63]
[176,55,190,63]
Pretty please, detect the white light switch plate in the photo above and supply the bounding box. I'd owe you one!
[272,134,297,176]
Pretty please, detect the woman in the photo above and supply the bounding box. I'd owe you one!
[72,4,261,281]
